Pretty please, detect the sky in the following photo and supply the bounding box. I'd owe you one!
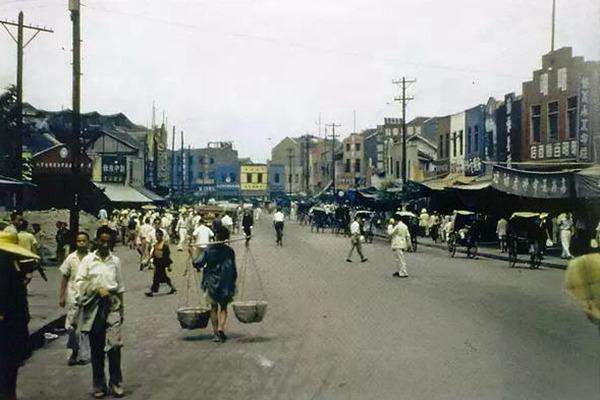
[0,0,599,162]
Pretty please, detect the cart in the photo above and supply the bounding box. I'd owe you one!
[447,210,479,258]
[507,212,548,269]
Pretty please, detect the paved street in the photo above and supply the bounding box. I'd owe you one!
[18,218,599,400]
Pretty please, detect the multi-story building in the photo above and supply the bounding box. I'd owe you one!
[464,104,486,175]
[449,111,466,173]
[267,163,285,198]
[522,47,600,163]
[495,93,523,165]
[271,135,320,194]
[338,133,366,189]
[240,164,268,198]
[435,115,452,174]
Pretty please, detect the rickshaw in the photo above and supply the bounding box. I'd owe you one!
[447,210,479,258]
[397,211,419,252]
[506,212,548,269]
[354,210,375,243]
[310,207,330,233]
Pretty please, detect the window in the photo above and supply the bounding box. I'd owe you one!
[346,143,351,152]
[209,157,214,164]
[531,105,542,142]
[246,173,252,183]
[467,127,472,154]
[355,159,361,173]
[459,130,464,155]
[567,97,578,139]
[452,132,457,157]
[199,172,204,179]
[548,101,559,141]
[445,134,450,158]
[275,173,280,183]
[355,143,361,151]
[474,125,479,153]
[345,159,351,173]
[487,131,494,158]
[439,136,444,158]
[395,161,400,179]
[257,173,263,183]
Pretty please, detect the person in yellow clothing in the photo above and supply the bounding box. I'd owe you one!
[16,220,37,255]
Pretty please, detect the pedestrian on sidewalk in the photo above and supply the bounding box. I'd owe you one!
[497,217,508,253]
[193,227,237,343]
[273,208,285,246]
[59,231,91,366]
[175,212,188,252]
[346,217,367,263]
[55,221,70,264]
[192,219,214,262]
[145,229,176,297]
[559,213,574,259]
[75,226,126,399]
[388,215,411,278]
[0,231,40,400]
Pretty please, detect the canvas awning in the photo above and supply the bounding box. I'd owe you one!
[574,165,600,198]
[93,182,154,203]
[491,165,573,199]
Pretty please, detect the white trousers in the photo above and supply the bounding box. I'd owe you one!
[177,229,188,250]
[560,230,572,258]
[393,249,408,276]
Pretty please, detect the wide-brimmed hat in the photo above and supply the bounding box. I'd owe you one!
[0,231,40,259]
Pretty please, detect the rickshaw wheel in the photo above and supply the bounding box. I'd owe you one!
[467,244,478,259]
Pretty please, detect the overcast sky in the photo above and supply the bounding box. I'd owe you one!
[1,0,599,162]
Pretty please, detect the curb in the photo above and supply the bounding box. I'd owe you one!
[373,234,567,270]
[29,312,66,352]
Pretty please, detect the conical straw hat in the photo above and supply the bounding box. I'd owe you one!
[565,254,600,321]
[0,231,40,259]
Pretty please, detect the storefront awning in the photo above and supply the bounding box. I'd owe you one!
[574,165,600,198]
[94,182,154,203]
[491,165,572,199]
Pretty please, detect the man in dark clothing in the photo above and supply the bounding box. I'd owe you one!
[242,210,254,246]
[0,231,40,400]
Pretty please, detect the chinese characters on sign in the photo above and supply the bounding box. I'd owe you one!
[491,165,571,199]
[578,76,590,161]
[530,140,577,160]
[102,155,127,183]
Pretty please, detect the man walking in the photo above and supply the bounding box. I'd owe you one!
[388,215,411,278]
[75,227,126,398]
[273,208,285,246]
[346,217,367,263]
[192,219,214,262]
[59,232,90,366]
[242,209,254,247]
[559,213,574,259]
[497,217,508,253]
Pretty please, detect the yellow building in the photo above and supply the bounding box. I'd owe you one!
[240,164,268,194]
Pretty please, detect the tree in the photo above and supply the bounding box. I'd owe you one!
[0,85,18,178]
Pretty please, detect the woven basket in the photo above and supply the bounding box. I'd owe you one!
[231,300,268,323]
[176,306,211,330]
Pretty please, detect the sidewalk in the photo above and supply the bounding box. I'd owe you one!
[373,232,568,270]
[26,266,66,350]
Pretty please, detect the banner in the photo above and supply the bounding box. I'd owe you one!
[491,165,572,199]
[574,166,600,199]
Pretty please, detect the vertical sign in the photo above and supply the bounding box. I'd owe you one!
[578,76,590,161]
[505,95,513,168]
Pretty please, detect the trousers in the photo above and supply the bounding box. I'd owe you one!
[89,310,122,391]
[560,230,573,258]
[347,238,365,260]
[393,249,408,276]
[0,356,19,400]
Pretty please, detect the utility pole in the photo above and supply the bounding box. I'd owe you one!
[304,135,310,194]
[0,12,53,184]
[287,147,295,197]
[326,123,341,199]
[180,130,184,194]
[171,126,175,194]
[68,0,81,241]
[393,77,415,185]
[551,0,556,52]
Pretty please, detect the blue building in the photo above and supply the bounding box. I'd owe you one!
[465,104,486,176]
[214,163,240,198]
[268,163,285,197]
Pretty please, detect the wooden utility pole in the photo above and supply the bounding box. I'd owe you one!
[0,12,53,183]
[304,135,311,193]
[551,0,556,52]
[287,147,294,197]
[69,0,81,240]
[171,126,175,194]
[326,123,341,198]
[180,130,184,194]
[393,77,415,185]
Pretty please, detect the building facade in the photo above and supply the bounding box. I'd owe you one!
[449,111,466,173]
[464,104,486,176]
[240,164,268,197]
[522,47,600,163]
[338,133,366,189]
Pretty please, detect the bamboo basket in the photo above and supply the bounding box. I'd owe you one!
[232,300,268,323]
[177,306,211,330]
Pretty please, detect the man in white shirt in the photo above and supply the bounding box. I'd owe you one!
[346,217,367,263]
[388,215,412,278]
[273,209,285,246]
[75,227,125,398]
[59,231,90,366]
[98,208,108,221]
[221,213,234,233]
[175,214,188,252]
[192,221,214,261]
[496,217,508,253]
